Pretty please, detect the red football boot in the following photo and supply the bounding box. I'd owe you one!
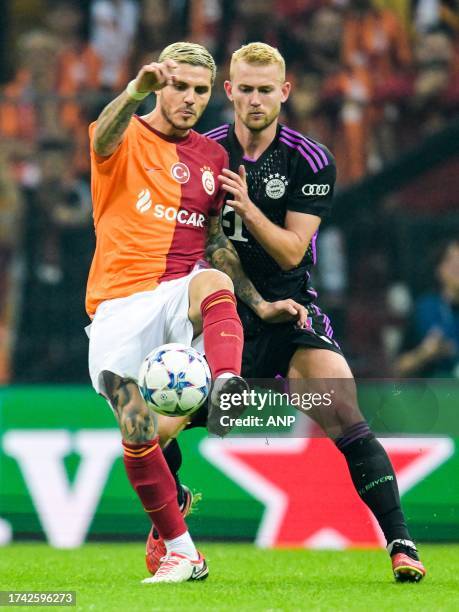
[390,540,426,582]
[145,485,195,575]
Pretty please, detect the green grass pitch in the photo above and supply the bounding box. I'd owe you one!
[1,543,458,611]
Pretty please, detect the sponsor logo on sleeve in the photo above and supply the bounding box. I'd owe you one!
[301,184,330,197]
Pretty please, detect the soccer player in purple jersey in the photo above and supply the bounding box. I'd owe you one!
[151,43,426,582]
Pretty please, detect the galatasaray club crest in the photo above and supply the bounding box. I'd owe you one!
[201,166,215,195]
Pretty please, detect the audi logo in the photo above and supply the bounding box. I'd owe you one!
[301,184,330,196]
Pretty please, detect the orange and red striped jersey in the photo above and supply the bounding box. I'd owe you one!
[86,115,228,317]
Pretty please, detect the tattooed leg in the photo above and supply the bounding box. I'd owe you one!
[102,371,157,443]
[102,370,190,545]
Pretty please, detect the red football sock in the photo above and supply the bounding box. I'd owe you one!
[123,438,187,540]
[200,289,243,378]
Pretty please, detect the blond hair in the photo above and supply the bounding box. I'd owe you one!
[230,42,286,81]
[159,42,216,84]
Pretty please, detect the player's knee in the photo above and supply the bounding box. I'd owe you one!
[189,270,234,324]
[196,270,234,298]
[101,370,120,401]
[207,270,234,292]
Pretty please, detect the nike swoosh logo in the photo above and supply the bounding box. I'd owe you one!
[144,166,161,173]
[220,331,240,339]
[191,561,209,580]
[143,503,167,512]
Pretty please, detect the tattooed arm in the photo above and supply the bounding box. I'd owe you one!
[93,59,178,157]
[206,215,263,313]
[206,215,308,325]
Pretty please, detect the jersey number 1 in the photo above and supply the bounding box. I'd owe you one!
[222,204,248,242]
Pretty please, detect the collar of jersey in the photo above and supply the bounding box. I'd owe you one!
[134,115,193,144]
[229,122,282,165]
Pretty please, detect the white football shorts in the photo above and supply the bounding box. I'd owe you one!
[86,268,211,396]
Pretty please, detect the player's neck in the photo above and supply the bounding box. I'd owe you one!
[235,119,277,162]
[140,109,190,140]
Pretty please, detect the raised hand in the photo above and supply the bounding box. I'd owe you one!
[133,59,179,94]
[218,165,256,220]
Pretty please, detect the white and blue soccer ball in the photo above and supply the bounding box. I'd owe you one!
[138,343,211,417]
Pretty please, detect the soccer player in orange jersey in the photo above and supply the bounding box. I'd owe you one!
[86,42,306,584]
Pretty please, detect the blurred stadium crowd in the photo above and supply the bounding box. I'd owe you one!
[1,0,459,384]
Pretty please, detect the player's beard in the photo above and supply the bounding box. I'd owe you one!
[242,107,280,133]
[160,104,199,132]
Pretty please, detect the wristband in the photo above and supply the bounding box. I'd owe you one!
[126,80,150,101]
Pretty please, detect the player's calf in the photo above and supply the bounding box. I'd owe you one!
[102,371,199,566]
[189,272,244,379]
[335,422,427,581]
[189,271,249,435]
[102,372,156,443]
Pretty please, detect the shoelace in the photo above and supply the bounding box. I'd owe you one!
[392,544,419,561]
[156,555,182,577]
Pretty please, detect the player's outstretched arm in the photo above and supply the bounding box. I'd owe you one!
[206,215,308,326]
[93,60,178,157]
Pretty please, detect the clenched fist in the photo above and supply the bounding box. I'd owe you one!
[133,59,178,94]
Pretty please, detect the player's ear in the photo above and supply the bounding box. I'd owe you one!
[224,80,233,101]
[281,81,291,103]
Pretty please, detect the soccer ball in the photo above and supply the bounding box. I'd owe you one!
[138,343,211,417]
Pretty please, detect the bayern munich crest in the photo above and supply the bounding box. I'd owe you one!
[201,166,215,195]
[263,174,288,199]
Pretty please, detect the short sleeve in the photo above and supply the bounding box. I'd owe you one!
[287,158,336,219]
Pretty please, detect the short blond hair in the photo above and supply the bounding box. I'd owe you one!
[159,42,216,84]
[230,42,286,81]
